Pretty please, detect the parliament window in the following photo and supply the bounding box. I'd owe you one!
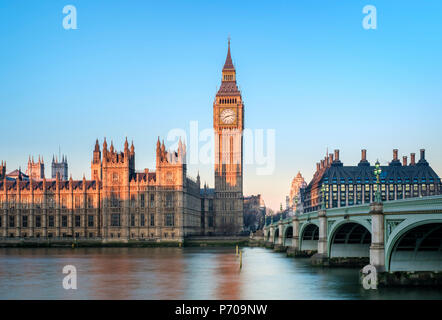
[131,214,135,227]
[111,214,120,227]
[165,213,174,227]
[88,215,94,227]
[62,215,68,227]
[48,215,54,227]
[166,193,173,208]
[35,215,41,228]
[150,194,155,208]
[140,214,145,226]
[22,215,28,228]
[140,194,145,208]
[150,214,155,226]
[75,215,81,227]
[110,194,120,208]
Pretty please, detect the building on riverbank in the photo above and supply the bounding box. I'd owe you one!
[0,41,246,241]
[302,148,442,213]
[0,138,206,242]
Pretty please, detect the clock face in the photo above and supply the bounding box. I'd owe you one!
[220,108,236,124]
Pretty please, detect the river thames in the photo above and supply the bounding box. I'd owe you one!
[0,247,441,300]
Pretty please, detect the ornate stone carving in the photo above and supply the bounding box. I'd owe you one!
[386,219,405,241]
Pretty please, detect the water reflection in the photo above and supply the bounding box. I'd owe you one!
[0,247,441,300]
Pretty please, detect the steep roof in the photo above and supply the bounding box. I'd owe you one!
[305,161,441,194]
[222,40,235,71]
[216,40,241,97]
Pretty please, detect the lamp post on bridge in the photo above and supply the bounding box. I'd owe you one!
[374,160,382,203]
[369,159,386,273]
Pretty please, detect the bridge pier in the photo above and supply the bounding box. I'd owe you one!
[369,202,385,272]
[292,217,300,250]
[273,221,285,252]
[264,225,275,248]
[311,209,329,265]
[277,221,283,245]
[286,217,302,257]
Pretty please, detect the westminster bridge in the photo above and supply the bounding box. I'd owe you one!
[262,195,442,282]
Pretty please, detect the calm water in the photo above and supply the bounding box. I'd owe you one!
[0,247,441,300]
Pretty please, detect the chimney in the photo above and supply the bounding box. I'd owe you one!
[420,149,425,161]
[361,149,367,161]
[329,153,334,163]
[334,149,339,162]
[402,156,407,166]
[316,163,320,172]
[320,160,325,169]
[410,153,416,165]
[393,149,398,161]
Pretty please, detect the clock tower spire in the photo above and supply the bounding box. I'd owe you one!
[213,39,244,235]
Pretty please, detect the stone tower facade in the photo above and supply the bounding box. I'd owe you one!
[0,137,203,241]
[26,156,45,181]
[0,161,5,180]
[289,171,307,209]
[213,40,244,235]
[52,155,68,181]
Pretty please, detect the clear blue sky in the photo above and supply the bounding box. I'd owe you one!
[1,0,441,210]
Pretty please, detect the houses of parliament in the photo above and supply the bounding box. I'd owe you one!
[0,41,244,241]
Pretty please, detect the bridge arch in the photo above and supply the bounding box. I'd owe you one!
[328,220,371,258]
[273,227,280,243]
[283,225,293,246]
[266,229,271,241]
[300,223,319,251]
[386,219,442,272]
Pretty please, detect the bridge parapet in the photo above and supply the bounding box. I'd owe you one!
[263,195,442,275]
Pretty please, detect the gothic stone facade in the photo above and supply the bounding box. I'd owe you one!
[0,42,246,240]
[213,40,244,234]
[0,138,206,241]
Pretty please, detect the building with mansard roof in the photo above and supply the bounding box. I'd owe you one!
[302,148,442,213]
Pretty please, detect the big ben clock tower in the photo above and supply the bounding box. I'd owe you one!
[213,39,244,235]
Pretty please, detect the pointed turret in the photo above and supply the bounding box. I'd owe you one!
[223,38,235,71]
[124,137,129,152]
[94,139,100,152]
[217,38,240,96]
